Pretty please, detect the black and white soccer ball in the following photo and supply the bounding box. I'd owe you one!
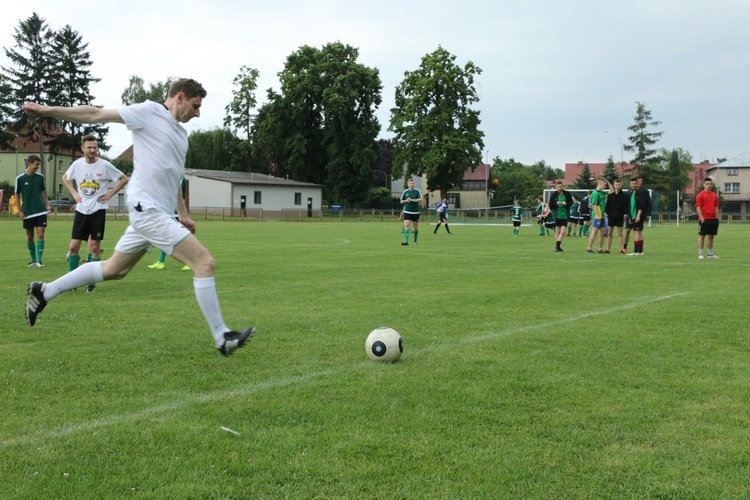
[366,327,403,362]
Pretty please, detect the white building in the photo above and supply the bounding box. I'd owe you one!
[184,169,324,216]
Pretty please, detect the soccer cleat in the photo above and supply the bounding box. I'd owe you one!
[218,326,256,356]
[707,254,719,259]
[147,261,165,270]
[554,248,563,252]
[28,261,38,268]
[698,255,705,259]
[36,262,45,268]
[401,242,409,246]
[621,248,627,254]
[586,249,594,254]
[86,284,96,293]
[181,265,191,271]
[25,281,48,326]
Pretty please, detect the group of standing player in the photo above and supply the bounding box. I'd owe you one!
[514,175,721,258]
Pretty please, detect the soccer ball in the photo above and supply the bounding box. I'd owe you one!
[366,327,403,362]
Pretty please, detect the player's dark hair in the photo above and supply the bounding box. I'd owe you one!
[81,134,97,144]
[168,78,207,99]
[27,155,41,164]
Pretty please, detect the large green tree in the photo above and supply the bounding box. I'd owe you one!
[572,163,595,189]
[389,46,484,196]
[0,74,15,150]
[601,155,620,183]
[49,25,109,156]
[185,128,243,171]
[120,75,175,105]
[491,158,546,208]
[623,101,663,186]
[252,42,382,205]
[660,147,694,210]
[224,65,259,140]
[2,13,57,174]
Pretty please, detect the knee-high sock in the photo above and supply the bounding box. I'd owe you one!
[44,262,104,300]
[27,242,36,262]
[194,277,230,346]
[68,254,80,272]
[36,241,45,263]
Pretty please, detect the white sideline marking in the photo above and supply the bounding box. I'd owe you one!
[1,292,688,448]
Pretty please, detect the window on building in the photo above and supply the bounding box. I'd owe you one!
[254,191,262,204]
[727,168,738,176]
[294,192,302,205]
[724,182,740,193]
[58,160,64,172]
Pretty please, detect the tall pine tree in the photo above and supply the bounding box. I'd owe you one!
[50,25,109,156]
[623,101,663,187]
[2,13,57,179]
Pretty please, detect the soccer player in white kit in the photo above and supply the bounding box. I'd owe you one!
[22,79,254,356]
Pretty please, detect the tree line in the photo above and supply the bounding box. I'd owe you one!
[1,13,485,207]
[0,14,704,210]
[488,101,700,211]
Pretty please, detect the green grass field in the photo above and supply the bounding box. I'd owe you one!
[1,218,749,498]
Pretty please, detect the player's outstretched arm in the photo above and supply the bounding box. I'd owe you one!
[23,102,124,124]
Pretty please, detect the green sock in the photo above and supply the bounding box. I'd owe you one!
[87,253,92,262]
[413,230,418,243]
[159,251,167,264]
[69,254,80,272]
[404,229,410,244]
[27,242,36,262]
[36,241,45,263]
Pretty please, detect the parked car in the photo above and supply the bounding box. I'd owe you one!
[49,199,75,211]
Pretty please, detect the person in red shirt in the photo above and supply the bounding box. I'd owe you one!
[695,178,720,259]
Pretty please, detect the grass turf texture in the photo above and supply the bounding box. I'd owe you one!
[1,218,749,497]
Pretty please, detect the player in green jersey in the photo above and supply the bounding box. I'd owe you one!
[400,178,423,246]
[14,155,51,267]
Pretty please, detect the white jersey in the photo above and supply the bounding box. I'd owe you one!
[118,101,188,215]
[65,158,125,215]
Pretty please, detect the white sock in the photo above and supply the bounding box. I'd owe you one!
[44,262,104,300]
[193,277,229,346]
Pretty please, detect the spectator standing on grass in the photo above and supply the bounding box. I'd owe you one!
[22,78,254,356]
[400,178,422,246]
[543,202,555,236]
[566,195,580,237]
[586,180,607,254]
[604,179,629,254]
[622,177,638,253]
[695,178,720,259]
[535,197,546,236]
[62,134,129,292]
[15,155,51,268]
[579,191,591,237]
[548,181,572,252]
[433,197,452,234]
[628,175,649,256]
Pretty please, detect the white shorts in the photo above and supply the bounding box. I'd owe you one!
[114,208,191,256]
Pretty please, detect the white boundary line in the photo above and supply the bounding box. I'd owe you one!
[1,292,689,449]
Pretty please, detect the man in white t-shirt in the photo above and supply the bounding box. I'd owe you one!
[21,78,255,356]
[63,134,129,292]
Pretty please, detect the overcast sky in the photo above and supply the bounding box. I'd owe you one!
[2,0,749,169]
